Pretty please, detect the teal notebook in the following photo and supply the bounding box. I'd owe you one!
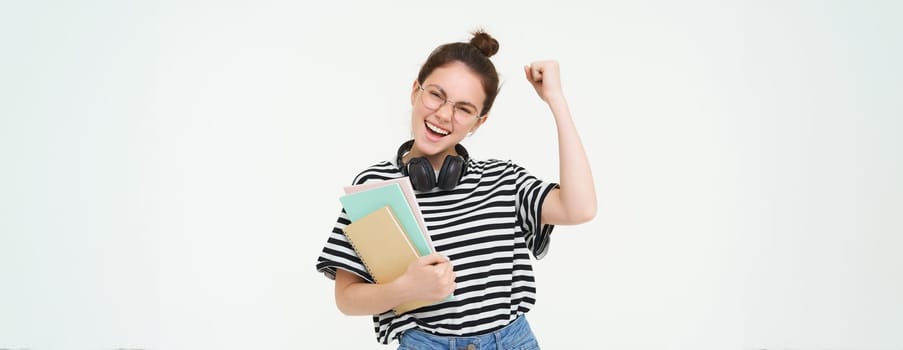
[339,183,432,257]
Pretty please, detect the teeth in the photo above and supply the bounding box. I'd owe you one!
[426,122,449,136]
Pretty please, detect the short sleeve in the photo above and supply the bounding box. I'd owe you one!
[513,163,559,260]
[315,208,375,283]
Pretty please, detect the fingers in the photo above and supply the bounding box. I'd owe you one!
[418,252,449,266]
[420,253,454,279]
[430,256,454,279]
[434,262,456,295]
[524,64,542,83]
[525,60,564,103]
[403,253,456,300]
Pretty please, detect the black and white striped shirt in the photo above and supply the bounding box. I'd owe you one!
[316,157,557,345]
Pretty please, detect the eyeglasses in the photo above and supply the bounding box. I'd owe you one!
[417,83,482,123]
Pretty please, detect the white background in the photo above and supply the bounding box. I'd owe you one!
[1,1,901,349]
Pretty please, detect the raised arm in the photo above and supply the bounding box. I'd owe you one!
[524,61,597,226]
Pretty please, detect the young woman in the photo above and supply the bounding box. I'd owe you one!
[316,30,596,349]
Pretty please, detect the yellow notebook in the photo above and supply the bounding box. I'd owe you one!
[342,205,434,315]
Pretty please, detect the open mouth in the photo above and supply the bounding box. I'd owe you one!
[425,121,450,137]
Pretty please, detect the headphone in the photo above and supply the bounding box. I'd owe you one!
[396,139,469,192]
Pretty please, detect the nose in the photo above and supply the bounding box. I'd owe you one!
[434,101,456,121]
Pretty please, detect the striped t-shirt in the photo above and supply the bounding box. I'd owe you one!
[316,157,557,345]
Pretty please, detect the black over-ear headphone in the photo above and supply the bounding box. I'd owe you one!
[396,139,469,192]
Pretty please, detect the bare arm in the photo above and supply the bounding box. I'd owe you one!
[524,61,597,226]
[334,253,456,315]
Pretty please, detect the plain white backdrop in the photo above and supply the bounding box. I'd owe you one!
[1,1,901,349]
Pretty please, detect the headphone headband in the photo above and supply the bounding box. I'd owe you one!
[396,139,469,168]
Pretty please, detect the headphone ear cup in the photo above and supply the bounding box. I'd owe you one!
[406,157,436,192]
[436,155,465,190]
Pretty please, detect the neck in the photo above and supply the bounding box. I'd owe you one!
[405,147,458,171]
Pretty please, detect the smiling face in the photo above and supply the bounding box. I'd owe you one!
[408,61,488,167]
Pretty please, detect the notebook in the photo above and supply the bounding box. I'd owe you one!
[342,205,434,315]
[339,182,432,257]
[343,177,434,253]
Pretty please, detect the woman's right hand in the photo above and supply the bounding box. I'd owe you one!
[395,253,456,302]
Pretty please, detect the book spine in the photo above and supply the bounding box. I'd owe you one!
[341,227,382,285]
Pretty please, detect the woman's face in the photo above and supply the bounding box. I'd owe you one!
[409,61,487,159]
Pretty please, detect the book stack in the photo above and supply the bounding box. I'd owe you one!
[339,177,438,315]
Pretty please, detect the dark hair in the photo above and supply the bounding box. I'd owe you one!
[416,30,500,117]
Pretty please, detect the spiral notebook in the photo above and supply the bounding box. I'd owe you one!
[342,205,434,315]
[343,176,434,254]
[339,181,433,256]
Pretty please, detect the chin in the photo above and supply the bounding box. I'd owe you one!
[413,136,451,156]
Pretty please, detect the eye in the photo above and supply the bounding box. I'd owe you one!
[455,105,476,116]
[427,88,444,99]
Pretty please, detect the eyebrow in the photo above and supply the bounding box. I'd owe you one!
[425,84,479,110]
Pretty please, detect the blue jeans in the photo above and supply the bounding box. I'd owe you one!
[397,316,540,350]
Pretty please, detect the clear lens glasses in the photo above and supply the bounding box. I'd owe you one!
[418,84,481,123]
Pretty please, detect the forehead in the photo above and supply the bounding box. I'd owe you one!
[422,61,486,105]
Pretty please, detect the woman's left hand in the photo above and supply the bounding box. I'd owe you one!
[524,60,564,103]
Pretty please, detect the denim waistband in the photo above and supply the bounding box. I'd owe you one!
[398,316,539,350]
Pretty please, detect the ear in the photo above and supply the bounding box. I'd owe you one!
[410,80,420,106]
[470,113,489,134]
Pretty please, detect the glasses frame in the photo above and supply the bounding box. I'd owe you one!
[417,83,483,123]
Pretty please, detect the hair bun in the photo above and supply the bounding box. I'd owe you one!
[470,30,499,58]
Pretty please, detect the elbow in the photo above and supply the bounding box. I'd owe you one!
[334,288,360,316]
[336,293,384,316]
[573,205,596,224]
[335,297,363,316]
[544,200,597,225]
[554,189,597,225]
[335,299,352,316]
[568,201,596,224]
